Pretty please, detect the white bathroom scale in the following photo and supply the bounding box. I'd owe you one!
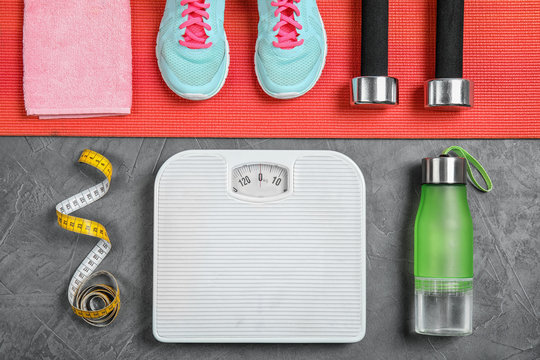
[153,150,366,343]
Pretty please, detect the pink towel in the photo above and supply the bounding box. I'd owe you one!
[23,0,132,119]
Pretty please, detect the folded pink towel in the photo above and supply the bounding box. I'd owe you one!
[23,0,132,119]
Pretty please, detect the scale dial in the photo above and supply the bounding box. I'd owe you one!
[231,163,289,199]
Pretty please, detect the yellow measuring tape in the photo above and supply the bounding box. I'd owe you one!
[56,149,120,327]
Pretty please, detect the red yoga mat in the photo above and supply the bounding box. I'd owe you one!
[1,0,539,138]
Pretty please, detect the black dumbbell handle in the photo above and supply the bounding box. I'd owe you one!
[361,0,389,77]
[435,0,464,78]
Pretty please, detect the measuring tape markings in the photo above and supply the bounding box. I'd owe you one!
[56,149,120,326]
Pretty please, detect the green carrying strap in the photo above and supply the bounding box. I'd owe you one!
[442,146,493,193]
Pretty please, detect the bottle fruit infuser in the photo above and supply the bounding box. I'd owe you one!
[415,146,492,336]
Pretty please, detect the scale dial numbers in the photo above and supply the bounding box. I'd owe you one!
[231,163,289,199]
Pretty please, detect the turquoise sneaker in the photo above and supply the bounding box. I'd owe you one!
[156,0,229,100]
[255,0,327,99]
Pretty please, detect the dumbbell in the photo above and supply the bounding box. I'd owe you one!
[351,0,398,107]
[425,0,473,109]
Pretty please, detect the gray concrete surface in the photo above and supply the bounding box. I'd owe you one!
[0,137,538,360]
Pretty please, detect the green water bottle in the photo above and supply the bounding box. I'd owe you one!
[414,146,492,336]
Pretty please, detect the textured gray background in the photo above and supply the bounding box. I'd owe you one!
[0,137,538,360]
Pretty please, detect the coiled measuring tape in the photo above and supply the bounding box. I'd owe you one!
[56,149,120,327]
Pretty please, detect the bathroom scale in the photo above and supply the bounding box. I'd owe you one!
[153,150,366,343]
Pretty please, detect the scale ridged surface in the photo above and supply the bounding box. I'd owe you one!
[154,152,365,343]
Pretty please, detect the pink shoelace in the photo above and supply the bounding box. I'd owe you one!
[179,0,212,49]
[271,0,304,49]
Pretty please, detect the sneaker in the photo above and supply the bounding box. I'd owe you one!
[255,0,327,99]
[156,0,229,100]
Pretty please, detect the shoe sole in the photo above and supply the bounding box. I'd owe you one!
[254,7,328,100]
[156,28,230,101]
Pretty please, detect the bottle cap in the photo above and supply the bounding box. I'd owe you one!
[422,155,466,184]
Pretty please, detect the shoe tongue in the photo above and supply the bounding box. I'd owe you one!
[184,1,210,47]
[277,8,299,50]
[189,22,208,43]
[189,24,208,44]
